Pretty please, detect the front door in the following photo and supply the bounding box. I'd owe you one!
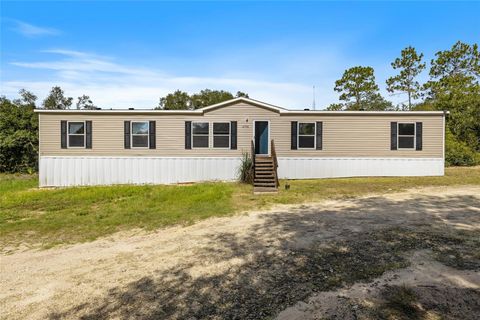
[254,121,269,155]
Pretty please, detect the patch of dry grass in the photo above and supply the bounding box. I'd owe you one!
[1,166,479,248]
[234,166,480,211]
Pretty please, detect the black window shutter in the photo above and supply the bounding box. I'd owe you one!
[61,121,67,149]
[149,121,156,149]
[316,121,323,150]
[85,121,92,149]
[416,122,423,151]
[390,122,397,150]
[291,121,298,150]
[124,121,131,149]
[230,121,237,150]
[185,121,192,149]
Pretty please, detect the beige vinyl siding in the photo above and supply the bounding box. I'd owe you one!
[39,102,443,158]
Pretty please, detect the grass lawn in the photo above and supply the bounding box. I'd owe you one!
[1,166,479,249]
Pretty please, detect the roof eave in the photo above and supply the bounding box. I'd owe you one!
[280,110,447,115]
[34,109,203,114]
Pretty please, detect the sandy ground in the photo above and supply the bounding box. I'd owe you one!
[1,185,479,319]
[277,250,480,320]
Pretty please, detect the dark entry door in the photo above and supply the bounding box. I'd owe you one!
[254,121,269,155]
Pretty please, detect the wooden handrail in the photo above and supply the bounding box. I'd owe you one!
[271,139,279,188]
[251,140,256,168]
[250,140,255,184]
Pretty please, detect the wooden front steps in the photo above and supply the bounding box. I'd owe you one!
[253,156,278,193]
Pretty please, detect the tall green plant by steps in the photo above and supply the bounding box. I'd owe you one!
[238,151,254,184]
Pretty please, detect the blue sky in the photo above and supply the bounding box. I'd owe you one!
[1,1,479,109]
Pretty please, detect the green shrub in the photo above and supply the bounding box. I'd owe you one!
[445,129,479,166]
[0,98,38,173]
[237,151,253,184]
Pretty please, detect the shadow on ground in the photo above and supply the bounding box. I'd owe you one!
[321,284,480,320]
[50,193,480,320]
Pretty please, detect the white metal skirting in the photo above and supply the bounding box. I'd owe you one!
[39,156,242,187]
[39,156,444,187]
[277,157,444,179]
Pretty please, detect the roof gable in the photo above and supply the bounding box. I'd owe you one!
[199,97,286,114]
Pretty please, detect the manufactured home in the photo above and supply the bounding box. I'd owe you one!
[35,97,446,188]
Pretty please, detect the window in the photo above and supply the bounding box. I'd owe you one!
[192,122,209,148]
[131,121,149,148]
[298,122,315,148]
[398,123,415,149]
[68,122,85,147]
[213,122,230,148]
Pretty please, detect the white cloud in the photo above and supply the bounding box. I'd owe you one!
[3,79,312,110]
[11,49,155,76]
[6,45,408,109]
[4,49,316,109]
[42,49,89,58]
[2,25,426,109]
[12,20,60,37]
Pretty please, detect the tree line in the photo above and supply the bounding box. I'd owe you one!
[1,41,478,172]
[156,89,249,110]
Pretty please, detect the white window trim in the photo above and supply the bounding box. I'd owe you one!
[67,121,86,149]
[192,121,210,149]
[131,121,150,149]
[297,122,316,149]
[212,122,231,149]
[397,122,416,150]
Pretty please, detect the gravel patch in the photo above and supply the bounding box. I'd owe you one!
[1,186,479,319]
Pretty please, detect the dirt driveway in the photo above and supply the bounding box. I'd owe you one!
[1,186,479,319]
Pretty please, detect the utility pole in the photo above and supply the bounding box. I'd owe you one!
[312,85,316,110]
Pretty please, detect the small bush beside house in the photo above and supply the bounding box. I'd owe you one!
[445,129,480,166]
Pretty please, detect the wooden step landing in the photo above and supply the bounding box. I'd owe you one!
[253,186,278,194]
